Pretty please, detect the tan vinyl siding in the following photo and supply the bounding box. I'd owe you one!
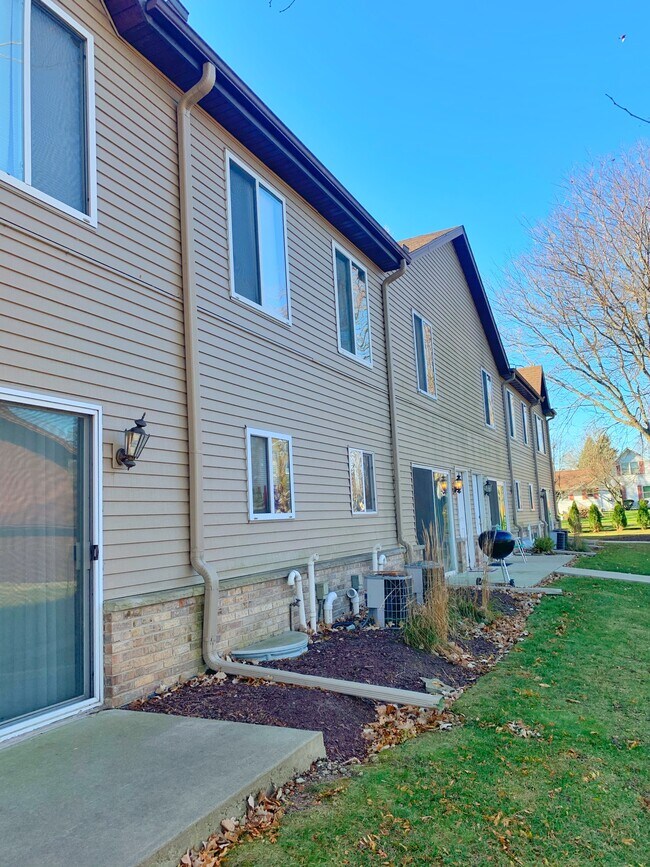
[390,242,513,549]
[0,0,192,600]
[189,113,397,579]
[507,390,539,527]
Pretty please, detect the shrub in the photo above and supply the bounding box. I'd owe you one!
[588,503,603,533]
[401,603,441,653]
[638,498,650,530]
[612,502,628,530]
[532,535,554,554]
[567,501,582,535]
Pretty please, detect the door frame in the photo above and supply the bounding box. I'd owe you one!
[411,464,457,575]
[455,467,475,568]
[0,386,103,742]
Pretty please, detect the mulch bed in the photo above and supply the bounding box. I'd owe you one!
[131,590,526,763]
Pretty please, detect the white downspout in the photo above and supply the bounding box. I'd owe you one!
[177,70,438,707]
[323,591,338,626]
[382,259,409,555]
[501,371,517,533]
[287,570,307,631]
[307,553,319,632]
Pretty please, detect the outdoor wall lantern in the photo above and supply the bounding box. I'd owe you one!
[483,479,494,496]
[439,477,449,496]
[114,414,151,470]
[453,474,463,495]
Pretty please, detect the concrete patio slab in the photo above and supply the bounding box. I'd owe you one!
[451,553,575,589]
[554,566,650,585]
[0,709,324,867]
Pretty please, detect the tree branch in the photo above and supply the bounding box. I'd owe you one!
[605,93,650,124]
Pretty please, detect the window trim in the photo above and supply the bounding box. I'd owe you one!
[226,151,292,325]
[515,480,522,511]
[506,390,516,439]
[528,483,535,510]
[520,401,529,445]
[0,0,97,226]
[348,446,378,515]
[412,309,438,400]
[246,427,295,521]
[535,414,546,454]
[481,368,495,428]
[332,241,373,368]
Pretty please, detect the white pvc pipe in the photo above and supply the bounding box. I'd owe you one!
[346,587,360,616]
[372,544,381,572]
[287,570,307,631]
[378,553,387,570]
[323,591,338,626]
[307,553,319,632]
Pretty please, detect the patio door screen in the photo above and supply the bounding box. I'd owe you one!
[0,400,94,729]
[412,467,455,574]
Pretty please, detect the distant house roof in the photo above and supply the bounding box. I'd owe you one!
[103,0,408,272]
[554,468,600,493]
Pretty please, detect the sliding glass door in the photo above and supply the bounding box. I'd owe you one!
[0,398,96,732]
[412,466,456,574]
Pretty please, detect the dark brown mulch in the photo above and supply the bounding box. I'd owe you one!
[263,628,493,692]
[132,679,376,762]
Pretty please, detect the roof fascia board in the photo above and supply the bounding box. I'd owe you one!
[106,0,407,271]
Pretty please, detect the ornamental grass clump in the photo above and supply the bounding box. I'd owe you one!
[402,524,449,653]
[612,501,628,530]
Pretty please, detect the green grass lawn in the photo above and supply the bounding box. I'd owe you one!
[574,544,650,576]
[228,579,649,866]
[581,509,648,536]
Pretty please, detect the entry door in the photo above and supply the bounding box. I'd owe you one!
[457,471,475,568]
[540,489,550,530]
[0,397,97,734]
[412,467,455,573]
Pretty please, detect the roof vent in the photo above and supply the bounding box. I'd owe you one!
[163,0,190,21]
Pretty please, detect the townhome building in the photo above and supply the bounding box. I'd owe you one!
[390,229,558,571]
[0,0,558,741]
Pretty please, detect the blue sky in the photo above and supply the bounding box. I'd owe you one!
[186,0,648,455]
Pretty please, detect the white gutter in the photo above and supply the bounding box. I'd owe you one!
[176,69,438,707]
[382,259,409,553]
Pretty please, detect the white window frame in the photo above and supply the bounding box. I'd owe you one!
[246,427,295,521]
[332,241,373,367]
[0,385,103,743]
[528,483,535,510]
[412,309,438,399]
[621,460,640,475]
[515,480,522,510]
[481,368,494,428]
[348,447,378,515]
[535,414,546,454]
[226,151,292,325]
[506,390,516,439]
[521,401,529,445]
[0,0,97,225]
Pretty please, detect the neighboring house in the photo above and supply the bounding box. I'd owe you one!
[0,0,558,741]
[616,448,650,506]
[555,469,616,516]
[391,229,558,573]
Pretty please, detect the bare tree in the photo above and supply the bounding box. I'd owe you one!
[503,143,650,444]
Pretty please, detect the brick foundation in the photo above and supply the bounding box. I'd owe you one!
[103,549,404,707]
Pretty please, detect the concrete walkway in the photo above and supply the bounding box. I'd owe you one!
[0,709,324,867]
[554,565,650,585]
[451,552,575,590]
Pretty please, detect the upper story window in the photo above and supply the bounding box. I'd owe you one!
[528,483,535,510]
[227,154,290,323]
[333,244,372,366]
[521,401,529,445]
[0,0,95,221]
[246,428,294,520]
[535,415,546,453]
[481,369,494,427]
[620,458,640,475]
[413,311,437,398]
[506,390,516,438]
[349,447,377,514]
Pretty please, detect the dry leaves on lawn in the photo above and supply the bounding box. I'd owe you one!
[363,703,462,754]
